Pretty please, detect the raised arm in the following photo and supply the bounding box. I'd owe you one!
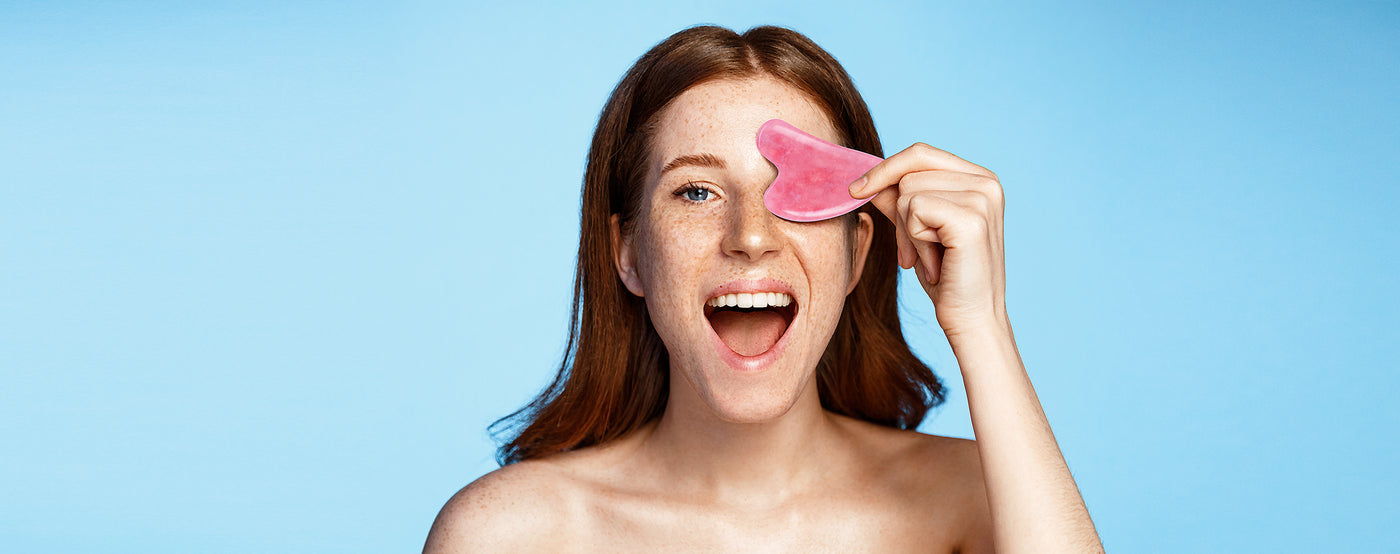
[851,143,1103,553]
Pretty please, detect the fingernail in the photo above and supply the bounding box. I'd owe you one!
[849,176,866,196]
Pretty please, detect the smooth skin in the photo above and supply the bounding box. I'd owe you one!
[426,77,1102,552]
[852,140,1103,552]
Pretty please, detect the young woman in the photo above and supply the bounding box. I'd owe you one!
[426,25,1103,553]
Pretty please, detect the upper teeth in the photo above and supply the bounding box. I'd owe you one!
[706,292,793,308]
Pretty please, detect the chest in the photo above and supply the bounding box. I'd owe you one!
[560,491,964,553]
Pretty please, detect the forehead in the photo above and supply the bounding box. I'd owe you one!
[649,77,841,173]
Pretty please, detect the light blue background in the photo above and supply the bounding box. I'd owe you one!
[3,1,1397,551]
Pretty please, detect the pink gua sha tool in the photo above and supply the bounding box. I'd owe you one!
[758,118,883,222]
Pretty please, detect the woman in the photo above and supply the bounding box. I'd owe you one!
[427,25,1102,552]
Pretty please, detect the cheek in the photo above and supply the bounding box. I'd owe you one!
[791,223,854,282]
[635,212,721,308]
[639,211,719,273]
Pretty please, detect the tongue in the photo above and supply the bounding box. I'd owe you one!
[709,310,787,357]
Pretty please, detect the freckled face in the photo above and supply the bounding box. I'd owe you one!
[613,77,873,423]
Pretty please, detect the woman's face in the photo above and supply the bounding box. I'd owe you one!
[612,76,873,423]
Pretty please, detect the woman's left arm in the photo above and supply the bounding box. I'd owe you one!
[850,143,1104,553]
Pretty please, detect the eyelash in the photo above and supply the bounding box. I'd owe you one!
[673,181,716,203]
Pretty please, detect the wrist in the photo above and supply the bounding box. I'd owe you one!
[944,311,1015,349]
[945,314,1026,386]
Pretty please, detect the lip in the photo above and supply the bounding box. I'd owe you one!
[701,278,800,372]
[705,278,796,301]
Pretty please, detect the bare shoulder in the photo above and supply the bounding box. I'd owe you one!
[831,413,983,480]
[831,415,995,552]
[422,434,648,553]
[903,431,995,553]
[423,460,572,553]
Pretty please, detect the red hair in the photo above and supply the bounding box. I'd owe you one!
[493,25,944,465]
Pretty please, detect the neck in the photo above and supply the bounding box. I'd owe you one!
[639,374,841,503]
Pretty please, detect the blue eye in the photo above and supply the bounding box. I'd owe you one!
[675,182,715,203]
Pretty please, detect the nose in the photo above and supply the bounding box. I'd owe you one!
[721,189,782,262]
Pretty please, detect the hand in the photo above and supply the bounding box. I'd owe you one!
[849,143,1008,338]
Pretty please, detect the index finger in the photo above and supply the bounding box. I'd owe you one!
[849,142,996,199]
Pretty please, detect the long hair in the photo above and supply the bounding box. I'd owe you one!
[492,25,944,465]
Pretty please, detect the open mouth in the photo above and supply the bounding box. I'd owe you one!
[703,292,799,357]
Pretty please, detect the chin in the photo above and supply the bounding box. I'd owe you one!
[654,282,828,425]
[711,399,794,424]
[694,363,812,424]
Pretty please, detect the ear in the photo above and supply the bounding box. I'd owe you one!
[610,214,645,297]
[846,212,874,296]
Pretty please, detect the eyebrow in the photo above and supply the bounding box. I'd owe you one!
[660,153,726,176]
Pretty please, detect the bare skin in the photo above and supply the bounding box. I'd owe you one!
[428,417,992,553]
[426,76,1101,552]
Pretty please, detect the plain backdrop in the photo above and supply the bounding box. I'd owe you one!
[3,1,1397,551]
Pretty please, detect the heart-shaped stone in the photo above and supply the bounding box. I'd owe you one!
[758,118,883,222]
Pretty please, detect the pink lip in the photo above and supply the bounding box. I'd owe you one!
[705,278,796,300]
[701,278,800,372]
